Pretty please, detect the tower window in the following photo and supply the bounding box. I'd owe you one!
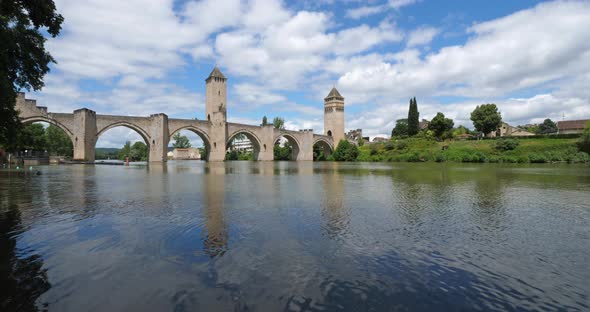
[327,130,332,137]
[218,90,220,95]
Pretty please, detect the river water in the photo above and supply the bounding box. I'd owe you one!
[1,161,589,311]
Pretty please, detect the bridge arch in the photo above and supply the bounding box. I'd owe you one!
[169,126,211,161]
[21,116,74,139]
[313,138,333,160]
[95,122,151,161]
[96,121,151,145]
[227,129,263,161]
[274,133,301,160]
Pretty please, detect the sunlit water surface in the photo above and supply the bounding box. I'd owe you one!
[1,161,589,311]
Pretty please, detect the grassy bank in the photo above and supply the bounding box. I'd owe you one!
[357,137,590,163]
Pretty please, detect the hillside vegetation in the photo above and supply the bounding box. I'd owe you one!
[356,137,590,163]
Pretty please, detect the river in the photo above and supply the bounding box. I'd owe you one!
[1,161,589,311]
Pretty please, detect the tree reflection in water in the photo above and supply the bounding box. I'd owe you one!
[0,205,51,311]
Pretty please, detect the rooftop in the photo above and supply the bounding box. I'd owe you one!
[206,66,226,81]
[325,87,344,101]
[557,119,589,130]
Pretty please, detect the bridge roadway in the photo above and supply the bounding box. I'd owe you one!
[15,93,334,162]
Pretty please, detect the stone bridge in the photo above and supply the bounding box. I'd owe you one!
[15,67,342,162]
[15,93,335,162]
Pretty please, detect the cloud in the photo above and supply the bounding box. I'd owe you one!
[346,0,418,19]
[406,26,439,47]
[339,1,590,101]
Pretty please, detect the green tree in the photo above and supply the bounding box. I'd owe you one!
[470,104,502,136]
[538,119,557,134]
[407,97,419,136]
[577,121,590,153]
[452,125,471,137]
[274,141,292,160]
[16,123,46,151]
[172,132,191,148]
[357,136,364,146]
[262,116,268,126]
[428,112,454,139]
[118,141,132,160]
[313,143,327,161]
[130,141,148,161]
[392,118,409,137]
[45,125,72,156]
[273,117,285,130]
[0,1,63,148]
[332,139,358,161]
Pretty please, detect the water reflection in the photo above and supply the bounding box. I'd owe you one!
[0,162,588,311]
[320,169,349,238]
[201,163,228,258]
[0,200,50,311]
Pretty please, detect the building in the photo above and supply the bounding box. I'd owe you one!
[229,137,253,152]
[345,129,369,145]
[557,119,589,134]
[171,148,201,160]
[324,87,345,144]
[419,119,430,130]
[372,137,389,143]
[488,122,535,137]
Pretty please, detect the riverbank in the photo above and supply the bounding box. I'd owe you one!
[357,137,590,163]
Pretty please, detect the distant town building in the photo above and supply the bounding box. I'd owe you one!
[171,148,201,160]
[488,122,535,137]
[419,119,430,130]
[345,129,369,145]
[557,119,589,134]
[229,137,254,152]
[372,137,388,143]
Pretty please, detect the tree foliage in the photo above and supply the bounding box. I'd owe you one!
[428,112,454,139]
[493,138,519,151]
[15,123,46,151]
[392,118,409,137]
[46,125,72,156]
[577,121,590,153]
[332,139,358,161]
[313,143,327,161]
[262,116,268,126]
[118,141,148,161]
[273,117,285,130]
[538,119,557,134]
[407,97,419,136]
[172,132,191,148]
[452,125,471,137]
[10,123,72,156]
[0,0,63,147]
[470,104,502,135]
[274,141,292,160]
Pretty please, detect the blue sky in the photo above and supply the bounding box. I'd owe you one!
[30,0,590,147]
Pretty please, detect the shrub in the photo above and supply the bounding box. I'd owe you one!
[395,141,408,150]
[332,140,359,161]
[405,151,421,162]
[529,153,547,163]
[434,152,446,162]
[384,141,395,151]
[369,144,379,155]
[494,138,519,151]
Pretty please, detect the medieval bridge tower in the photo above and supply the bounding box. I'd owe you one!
[205,66,228,160]
[324,87,345,145]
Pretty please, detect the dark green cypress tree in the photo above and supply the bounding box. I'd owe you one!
[407,97,420,136]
